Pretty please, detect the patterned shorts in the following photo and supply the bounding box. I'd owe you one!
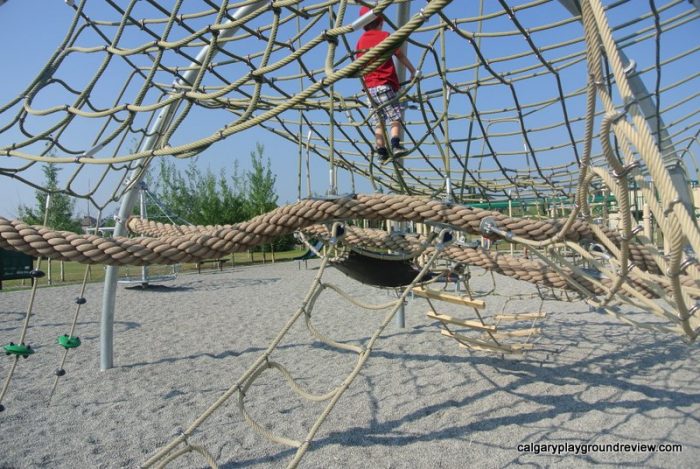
[367,85,402,125]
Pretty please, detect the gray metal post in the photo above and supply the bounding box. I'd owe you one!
[139,184,149,285]
[395,2,411,86]
[395,298,406,329]
[393,1,411,330]
[100,1,268,370]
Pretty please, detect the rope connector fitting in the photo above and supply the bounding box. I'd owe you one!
[623,59,637,76]
[329,222,345,245]
[623,98,639,113]
[663,198,681,216]
[479,217,513,242]
[679,256,697,274]
[588,243,611,260]
[619,225,643,241]
[612,161,640,179]
[322,31,338,45]
[609,110,627,125]
[435,229,454,251]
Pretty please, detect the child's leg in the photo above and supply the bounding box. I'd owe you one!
[390,120,401,140]
[375,123,386,150]
[374,122,389,159]
[389,120,406,154]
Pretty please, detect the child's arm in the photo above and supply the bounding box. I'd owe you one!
[395,48,417,79]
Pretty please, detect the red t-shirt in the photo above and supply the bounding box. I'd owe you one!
[355,30,399,91]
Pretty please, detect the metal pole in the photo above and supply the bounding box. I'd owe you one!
[395,298,406,329]
[395,1,411,102]
[139,184,148,286]
[99,1,268,370]
[394,1,411,331]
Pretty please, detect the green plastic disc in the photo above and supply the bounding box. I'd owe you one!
[3,342,34,358]
[57,335,81,349]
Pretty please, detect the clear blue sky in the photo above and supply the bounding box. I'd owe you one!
[0,1,698,219]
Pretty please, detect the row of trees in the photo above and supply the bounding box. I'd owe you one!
[148,143,278,226]
[18,144,290,248]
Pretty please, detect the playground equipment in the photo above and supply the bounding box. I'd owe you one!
[0,0,699,466]
[117,182,181,287]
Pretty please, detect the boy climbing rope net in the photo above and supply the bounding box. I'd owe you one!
[355,5,417,163]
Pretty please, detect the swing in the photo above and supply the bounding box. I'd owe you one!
[332,248,433,288]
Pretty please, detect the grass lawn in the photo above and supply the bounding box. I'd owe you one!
[0,248,307,292]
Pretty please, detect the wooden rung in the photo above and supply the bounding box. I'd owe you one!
[440,329,514,353]
[494,312,547,321]
[427,312,496,332]
[413,287,485,309]
[487,328,541,338]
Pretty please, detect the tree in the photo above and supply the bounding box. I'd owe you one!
[147,143,293,250]
[244,143,278,217]
[152,159,247,226]
[18,164,81,232]
[243,144,294,251]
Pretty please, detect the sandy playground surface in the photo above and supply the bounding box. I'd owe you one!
[1,259,698,468]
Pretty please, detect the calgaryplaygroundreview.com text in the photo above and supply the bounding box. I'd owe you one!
[517,442,683,455]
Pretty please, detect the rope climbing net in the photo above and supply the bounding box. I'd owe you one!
[142,228,448,468]
[0,3,699,340]
[1,1,697,202]
[0,2,700,463]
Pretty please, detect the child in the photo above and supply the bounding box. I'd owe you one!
[356,6,417,162]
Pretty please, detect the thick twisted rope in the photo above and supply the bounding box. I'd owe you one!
[4,191,695,339]
[1,194,661,272]
[302,224,698,300]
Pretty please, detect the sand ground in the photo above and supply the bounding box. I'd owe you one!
[1,259,698,468]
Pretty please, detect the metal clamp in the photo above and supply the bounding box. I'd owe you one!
[612,161,640,179]
[620,225,643,241]
[680,256,698,274]
[608,110,627,124]
[329,222,345,245]
[588,242,611,260]
[435,229,454,251]
[479,216,513,241]
[663,198,681,216]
